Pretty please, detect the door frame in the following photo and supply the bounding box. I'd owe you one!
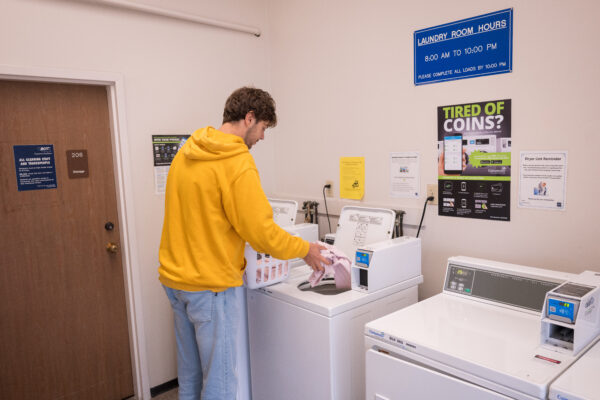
[0,65,150,399]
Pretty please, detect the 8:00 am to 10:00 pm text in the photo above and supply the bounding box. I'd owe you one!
[423,42,498,62]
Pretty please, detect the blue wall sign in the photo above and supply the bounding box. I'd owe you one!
[414,9,513,85]
[13,145,58,191]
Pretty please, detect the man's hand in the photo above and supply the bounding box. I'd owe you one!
[303,242,331,272]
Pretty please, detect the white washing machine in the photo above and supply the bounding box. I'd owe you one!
[236,199,318,400]
[247,206,423,400]
[550,339,600,400]
[364,256,587,400]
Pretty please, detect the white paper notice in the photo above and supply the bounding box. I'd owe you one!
[390,152,420,198]
[154,166,170,195]
[518,151,567,210]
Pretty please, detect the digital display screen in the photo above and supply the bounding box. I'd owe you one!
[547,298,576,323]
[355,251,371,267]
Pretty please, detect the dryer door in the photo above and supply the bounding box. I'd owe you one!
[365,349,513,400]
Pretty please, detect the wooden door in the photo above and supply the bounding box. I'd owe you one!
[0,81,134,400]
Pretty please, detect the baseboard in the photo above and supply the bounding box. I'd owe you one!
[150,378,178,397]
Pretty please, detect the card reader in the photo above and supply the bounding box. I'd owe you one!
[351,236,421,293]
[540,271,600,356]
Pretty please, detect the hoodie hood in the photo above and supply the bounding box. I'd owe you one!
[183,126,248,161]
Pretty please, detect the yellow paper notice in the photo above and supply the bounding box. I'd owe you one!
[340,157,365,200]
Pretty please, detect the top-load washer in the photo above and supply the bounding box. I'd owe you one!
[363,256,594,400]
[236,199,318,400]
[247,206,423,400]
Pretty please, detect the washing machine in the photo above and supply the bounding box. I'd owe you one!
[247,206,423,400]
[236,199,318,400]
[364,256,591,400]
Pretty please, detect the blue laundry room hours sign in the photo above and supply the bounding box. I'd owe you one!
[414,9,513,85]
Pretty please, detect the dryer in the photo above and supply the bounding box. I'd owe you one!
[364,256,586,400]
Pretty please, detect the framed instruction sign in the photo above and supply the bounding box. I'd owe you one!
[414,9,513,85]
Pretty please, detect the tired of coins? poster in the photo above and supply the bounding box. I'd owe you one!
[438,99,511,221]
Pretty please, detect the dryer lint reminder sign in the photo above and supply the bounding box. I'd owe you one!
[13,145,58,191]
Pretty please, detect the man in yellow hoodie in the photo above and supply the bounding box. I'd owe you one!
[159,87,329,400]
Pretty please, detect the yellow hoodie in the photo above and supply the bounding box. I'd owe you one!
[158,126,309,292]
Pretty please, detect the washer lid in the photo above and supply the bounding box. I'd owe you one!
[334,206,395,259]
[268,198,298,227]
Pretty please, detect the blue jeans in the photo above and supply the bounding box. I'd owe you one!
[163,285,239,400]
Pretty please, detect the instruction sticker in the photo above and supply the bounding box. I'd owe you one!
[340,157,365,200]
[13,145,58,191]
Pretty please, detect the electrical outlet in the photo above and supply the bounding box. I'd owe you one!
[426,184,438,205]
[325,180,334,197]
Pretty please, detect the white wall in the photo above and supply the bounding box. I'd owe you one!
[0,0,273,388]
[266,0,600,300]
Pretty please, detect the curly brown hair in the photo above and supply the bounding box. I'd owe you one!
[222,87,277,127]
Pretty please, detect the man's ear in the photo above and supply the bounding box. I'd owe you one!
[244,111,255,127]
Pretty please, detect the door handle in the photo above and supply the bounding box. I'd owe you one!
[106,242,119,254]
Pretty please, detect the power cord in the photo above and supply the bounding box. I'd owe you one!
[322,184,332,233]
[416,196,435,238]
